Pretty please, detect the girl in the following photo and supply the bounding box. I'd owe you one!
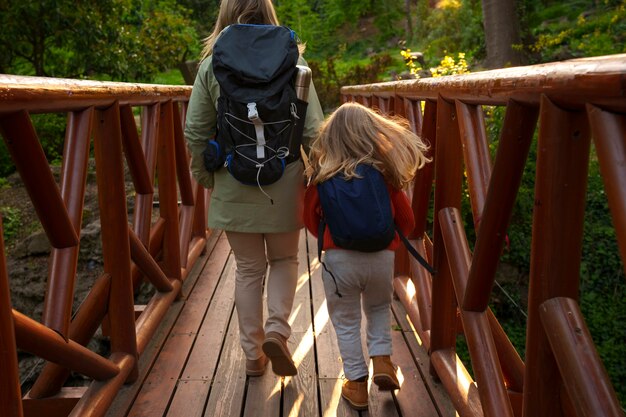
[304,102,430,410]
[185,0,324,377]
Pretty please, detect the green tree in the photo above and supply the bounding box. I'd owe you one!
[415,0,486,65]
[176,0,220,39]
[276,0,328,56]
[0,0,198,82]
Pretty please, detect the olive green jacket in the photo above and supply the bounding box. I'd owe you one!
[184,55,325,233]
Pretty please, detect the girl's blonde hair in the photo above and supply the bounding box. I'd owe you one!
[200,0,304,60]
[308,102,431,190]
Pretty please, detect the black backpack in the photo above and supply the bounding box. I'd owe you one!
[203,24,308,189]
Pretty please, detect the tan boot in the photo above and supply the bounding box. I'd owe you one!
[262,332,297,376]
[341,379,368,410]
[372,356,400,390]
[246,354,269,377]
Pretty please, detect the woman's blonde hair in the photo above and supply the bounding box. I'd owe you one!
[201,0,280,60]
[308,102,431,190]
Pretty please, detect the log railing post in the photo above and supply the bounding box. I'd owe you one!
[429,96,464,374]
[156,101,182,281]
[94,102,138,380]
[523,95,591,417]
[462,100,539,312]
[540,297,624,416]
[44,108,94,339]
[587,106,626,277]
[0,217,23,417]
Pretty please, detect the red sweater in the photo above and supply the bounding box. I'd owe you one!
[303,183,415,251]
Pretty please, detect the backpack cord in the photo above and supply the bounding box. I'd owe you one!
[395,226,436,275]
[255,164,274,205]
[317,219,343,298]
[224,113,294,204]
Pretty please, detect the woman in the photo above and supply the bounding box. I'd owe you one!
[184,0,324,377]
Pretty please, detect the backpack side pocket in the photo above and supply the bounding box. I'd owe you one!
[203,139,225,172]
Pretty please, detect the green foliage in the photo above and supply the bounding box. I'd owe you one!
[308,53,394,110]
[578,158,626,402]
[370,0,406,42]
[316,0,374,30]
[0,113,66,178]
[0,0,199,82]
[0,141,14,178]
[526,0,626,62]
[152,69,186,86]
[411,0,485,68]
[276,0,326,56]
[32,114,67,165]
[1,206,22,242]
[277,0,405,59]
[176,0,220,38]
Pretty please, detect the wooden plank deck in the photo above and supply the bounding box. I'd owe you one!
[106,230,454,417]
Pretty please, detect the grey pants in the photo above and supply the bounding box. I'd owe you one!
[322,249,395,380]
[226,230,300,360]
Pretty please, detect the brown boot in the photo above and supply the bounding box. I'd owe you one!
[372,356,400,390]
[341,379,368,410]
[262,332,297,376]
[246,354,269,377]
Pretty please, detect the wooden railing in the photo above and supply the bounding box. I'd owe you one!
[1,54,625,417]
[0,75,206,417]
[342,54,626,417]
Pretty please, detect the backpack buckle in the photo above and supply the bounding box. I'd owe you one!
[247,102,266,159]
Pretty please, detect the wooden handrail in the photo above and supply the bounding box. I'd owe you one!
[342,54,626,110]
[344,53,626,417]
[0,75,206,417]
[0,75,189,113]
[0,53,624,417]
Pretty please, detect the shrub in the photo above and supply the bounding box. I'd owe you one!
[0,206,22,242]
[308,53,394,111]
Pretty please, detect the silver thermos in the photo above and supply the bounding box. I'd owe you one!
[295,65,312,102]
[292,65,311,164]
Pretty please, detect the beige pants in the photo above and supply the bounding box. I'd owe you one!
[226,230,300,360]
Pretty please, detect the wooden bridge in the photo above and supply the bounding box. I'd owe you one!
[0,54,625,417]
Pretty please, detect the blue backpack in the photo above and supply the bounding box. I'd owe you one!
[317,164,395,254]
[316,164,435,297]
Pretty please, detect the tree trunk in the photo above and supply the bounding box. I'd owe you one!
[405,0,414,41]
[481,0,524,69]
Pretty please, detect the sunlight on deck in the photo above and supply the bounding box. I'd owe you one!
[322,381,345,417]
[285,392,305,417]
[293,324,315,368]
[403,279,425,346]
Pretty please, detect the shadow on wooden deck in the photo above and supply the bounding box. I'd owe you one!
[106,230,455,417]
